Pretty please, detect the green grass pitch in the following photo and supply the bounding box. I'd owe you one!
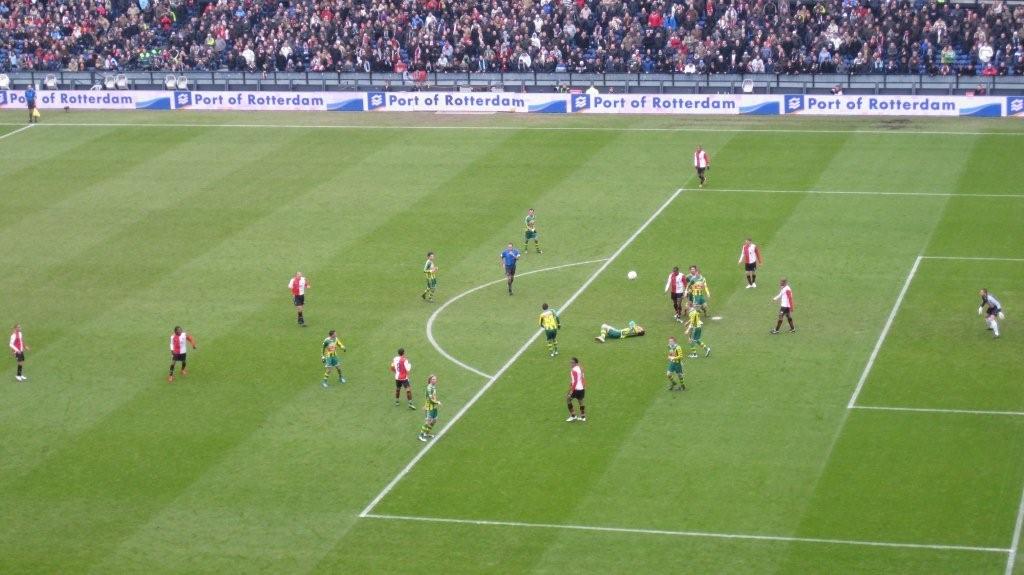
[0,111,1022,574]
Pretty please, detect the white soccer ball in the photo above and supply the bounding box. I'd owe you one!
[627,271,638,280]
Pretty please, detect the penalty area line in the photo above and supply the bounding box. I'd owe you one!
[358,187,685,518]
[852,405,1024,417]
[691,187,1024,199]
[427,258,610,381]
[1008,483,1024,575]
[0,124,33,141]
[363,513,1009,555]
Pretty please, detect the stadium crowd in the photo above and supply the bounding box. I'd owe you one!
[1,0,1023,75]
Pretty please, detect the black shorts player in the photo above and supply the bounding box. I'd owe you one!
[744,261,757,273]
[293,294,305,307]
[395,378,410,390]
[570,388,585,401]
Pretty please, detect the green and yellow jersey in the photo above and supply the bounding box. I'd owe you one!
[688,275,708,297]
[424,382,439,410]
[668,342,684,365]
[539,309,560,330]
[686,309,703,330]
[423,259,437,280]
[525,213,537,232]
[322,336,345,357]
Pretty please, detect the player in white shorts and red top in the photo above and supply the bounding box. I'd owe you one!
[566,357,587,422]
[288,272,310,327]
[694,145,711,188]
[771,279,796,334]
[168,326,198,382]
[390,348,416,409]
[10,324,29,381]
[665,266,688,321]
[738,238,763,288]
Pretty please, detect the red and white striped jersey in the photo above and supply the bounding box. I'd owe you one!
[289,276,309,296]
[665,271,687,294]
[170,332,191,354]
[694,150,710,168]
[391,356,411,380]
[774,285,795,309]
[9,329,24,353]
[739,242,762,264]
[569,365,586,391]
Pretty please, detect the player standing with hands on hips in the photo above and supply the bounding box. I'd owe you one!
[10,324,28,381]
[771,279,796,334]
[694,145,711,189]
[738,238,763,288]
[566,357,587,422]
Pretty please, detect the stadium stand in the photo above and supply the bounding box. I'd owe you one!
[0,0,1022,76]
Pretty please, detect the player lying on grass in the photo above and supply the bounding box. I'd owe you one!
[979,289,1005,339]
[594,321,645,343]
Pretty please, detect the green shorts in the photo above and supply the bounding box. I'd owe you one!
[525,230,538,241]
[426,408,438,419]
[324,356,340,368]
[667,362,683,375]
[693,295,707,306]
[691,327,703,343]
[606,328,622,339]
[426,277,437,289]
[545,329,558,341]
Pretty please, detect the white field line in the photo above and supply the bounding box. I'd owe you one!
[853,405,1024,417]
[426,258,609,380]
[1,121,1022,137]
[358,188,685,517]
[0,124,33,141]
[695,187,1024,199]
[847,255,922,409]
[1007,485,1024,575]
[363,513,1010,555]
[922,256,1024,262]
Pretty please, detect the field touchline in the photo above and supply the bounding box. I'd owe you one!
[426,258,610,381]
[359,188,685,518]
[697,187,1024,199]
[0,124,33,141]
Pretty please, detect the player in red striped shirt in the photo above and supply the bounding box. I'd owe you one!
[168,326,198,382]
[288,272,310,327]
[390,348,416,409]
[738,238,763,288]
[694,145,711,188]
[566,357,587,422]
[770,279,796,334]
[9,324,29,381]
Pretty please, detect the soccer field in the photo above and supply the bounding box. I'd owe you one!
[1,110,1023,574]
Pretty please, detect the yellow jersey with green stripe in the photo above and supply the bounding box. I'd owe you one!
[668,342,684,364]
[539,309,559,330]
[423,259,437,279]
[424,383,439,410]
[687,308,703,329]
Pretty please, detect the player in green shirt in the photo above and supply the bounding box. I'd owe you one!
[683,304,712,358]
[523,209,542,254]
[321,330,347,387]
[687,265,711,316]
[539,302,561,357]
[594,321,645,343]
[418,374,442,442]
[666,336,686,391]
[421,251,438,302]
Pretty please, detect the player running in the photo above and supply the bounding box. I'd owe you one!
[738,238,763,288]
[594,321,645,343]
[687,266,711,316]
[168,326,197,382]
[321,330,347,387]
[500,242,521,295]
[539,303,561,357]
[418,374,442,442]
[9,324,28,381]
[566,357,587,422]
[978,289,1005,338]
[666,336,686,391]
[683,304,712,358]
[694,145,711,188]
[771,278,796,334]
[390,348,416,409]
[288,271,310,327]
[523,208,542,254]
[422,252,438,302]
[665,266,688,321]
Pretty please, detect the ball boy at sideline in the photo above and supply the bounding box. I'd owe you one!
[500,243,521,295]
[9,324,28,381]
[666,336,686,391]
[168,326,197,382]
[738,238,763,288]
[771,278,796,334]
[594,321,645,343]
[390,348,416,409]
[422,252,438,302]
[683,304,712,358]
[539,303,561,357]
[978,289,1005,338]
[523,209,542,254]
[288,271,310,327]
[566,357,587,422]
[418,375,441,442]
[321,330,347,387]
[665,266,688,321]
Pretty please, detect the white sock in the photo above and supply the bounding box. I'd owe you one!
[990,319,1000,336]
